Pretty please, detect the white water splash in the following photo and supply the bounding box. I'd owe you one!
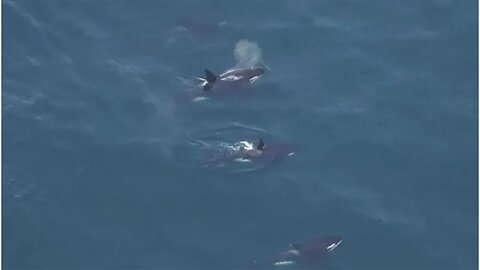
[237,140,254,150]
[221,140,254,153]
[234,39,263,68]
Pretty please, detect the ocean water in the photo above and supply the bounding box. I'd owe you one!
[3,0,478,269]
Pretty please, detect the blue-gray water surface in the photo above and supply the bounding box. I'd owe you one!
[3,0,478,269]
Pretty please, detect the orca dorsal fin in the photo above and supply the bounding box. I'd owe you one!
[204,69,218,84]
[257,138,265,150]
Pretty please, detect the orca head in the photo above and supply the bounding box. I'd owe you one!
[247,66,265,82]
[325,237,343,252]
[308,236,343,253]
[251,66,265,76]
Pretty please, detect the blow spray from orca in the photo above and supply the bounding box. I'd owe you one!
[233,39,263,68]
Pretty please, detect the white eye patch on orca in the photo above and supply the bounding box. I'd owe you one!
[249,75,261,83]
[326,240,342,252]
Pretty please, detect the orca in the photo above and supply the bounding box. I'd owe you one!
[202,138,294,168]
[252,236,343,268]
[199,66,265,91]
